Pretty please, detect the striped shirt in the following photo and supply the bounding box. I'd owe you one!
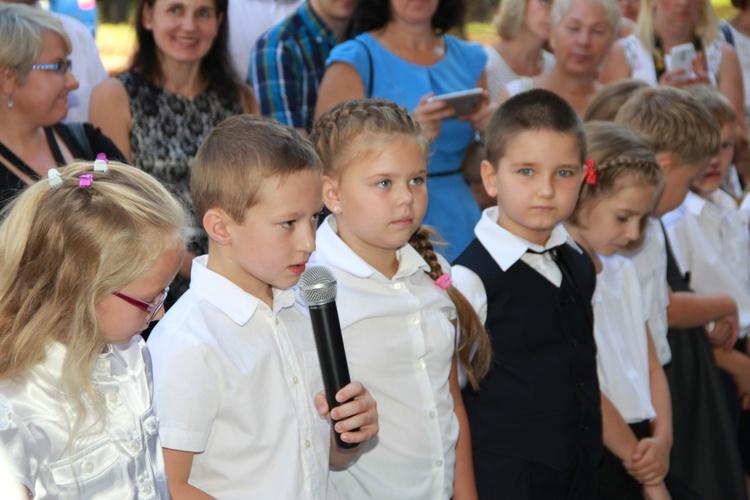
[249,2,338,131]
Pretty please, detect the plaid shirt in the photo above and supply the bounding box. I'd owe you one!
[249,2,338,131]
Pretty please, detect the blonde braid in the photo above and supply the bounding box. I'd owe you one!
[410,227,493,390]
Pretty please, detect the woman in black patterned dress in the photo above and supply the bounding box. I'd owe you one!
[90,0,257,296]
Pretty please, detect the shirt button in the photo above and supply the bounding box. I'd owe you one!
[96,360,107,371]
[293,376,299,384]
[83,462,95,473]
[143,484,153,494]
[429,411,436,418]
[275,318,280,325]
[393,283,402,290]
[411,317,420,326]
[435,460,443,467]
[316,36,323,43]
[579,424,589,431]
[131,442,139,452]
[416,360,426,370]
[107,393,118,404]
[305,440,311,448]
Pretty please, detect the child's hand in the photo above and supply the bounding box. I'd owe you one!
[643,482,671,500]
[315,381,379,446]
[412,93,456,142]
[706,314,739,350]
[625,437,670,485]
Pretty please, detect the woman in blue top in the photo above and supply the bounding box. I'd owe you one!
[314,0,490,261]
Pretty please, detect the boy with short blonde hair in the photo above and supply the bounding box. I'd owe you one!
[149,115,378,499]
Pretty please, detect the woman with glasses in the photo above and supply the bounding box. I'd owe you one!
[600,0,745,131]
[0,3,123,208]
[496,0,622,117]
[484,0,556,101]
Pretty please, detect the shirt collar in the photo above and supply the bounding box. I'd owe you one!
[189,255,295,326]
[299,2,338,44]
[474,206,580,271]
[315,215,431,280]
[683,191,708,216]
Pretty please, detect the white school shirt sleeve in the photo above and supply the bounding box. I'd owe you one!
[150,336,220,453]
[451,265,487,325]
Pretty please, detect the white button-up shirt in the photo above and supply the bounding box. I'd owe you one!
[311,217,458,500]
[663,190,750,337]
[452,206,581,325]
[0,337,169,498]
[622,217,672,365]
[148,255,331,499]
[594,254,656,423]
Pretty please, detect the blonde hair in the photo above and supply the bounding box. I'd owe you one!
[493,0,528,39]
[683,84,737,126]
[0,3,72,83]
[634,0,719,51]
[616,86,720,165]
[584,79,649,122]
[551,0,621,32]
[191,115,321,224]
[0,161,188,439]
[311,99,492,388]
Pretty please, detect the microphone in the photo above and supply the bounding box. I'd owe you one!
[300,266,358,450]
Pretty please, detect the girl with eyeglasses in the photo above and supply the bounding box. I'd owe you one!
[0,160,189,498]
[0,3,124,210]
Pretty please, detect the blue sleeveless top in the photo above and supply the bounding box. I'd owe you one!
[327,33,487,260]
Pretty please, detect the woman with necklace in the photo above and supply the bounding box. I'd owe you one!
[0,4,123,208]
[600,0,744,130]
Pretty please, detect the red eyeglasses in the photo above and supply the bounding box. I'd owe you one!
[113,287,170,325]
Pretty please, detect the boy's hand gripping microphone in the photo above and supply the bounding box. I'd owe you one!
[300,266,359,449]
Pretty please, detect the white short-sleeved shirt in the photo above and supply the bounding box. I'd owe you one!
[594,254,656,423]
[148,255,331,499]
[452,206,582,325]
[662,191,750,337]
[53,13,109,123]
[310,216,458,500]
[0,337,169,498]
[622,217,672,365]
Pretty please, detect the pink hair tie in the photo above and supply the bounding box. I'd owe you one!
[434,274,451,290]
[78,173,93,189]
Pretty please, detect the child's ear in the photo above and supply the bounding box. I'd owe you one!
[480,160,500,198]
[203,208,232,245]
[322,175,341,212]
[655,152,674,173]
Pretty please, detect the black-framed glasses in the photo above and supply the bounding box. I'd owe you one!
[113,287,170,325]
[31,59,73,77]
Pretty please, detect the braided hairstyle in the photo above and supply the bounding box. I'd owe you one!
[571,121,665,249]
[311,99,492,389]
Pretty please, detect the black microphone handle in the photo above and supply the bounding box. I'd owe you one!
[309,301,359,449]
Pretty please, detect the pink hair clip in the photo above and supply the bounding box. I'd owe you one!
[584,158,598,186]
[434,273,451,290]
[78,173,93,189]
[93,153,108,172]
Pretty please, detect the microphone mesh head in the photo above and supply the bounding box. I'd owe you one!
[299,266,337,305]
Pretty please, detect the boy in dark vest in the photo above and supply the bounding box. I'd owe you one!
[453,89,602,499]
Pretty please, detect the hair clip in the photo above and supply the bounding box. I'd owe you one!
[78,173,93,189]
[47,168,62,189]
[93,153,108,172]
[584,158,598,186]
[434,273,451,291]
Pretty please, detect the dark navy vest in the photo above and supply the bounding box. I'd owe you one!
[454,239,602,471]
